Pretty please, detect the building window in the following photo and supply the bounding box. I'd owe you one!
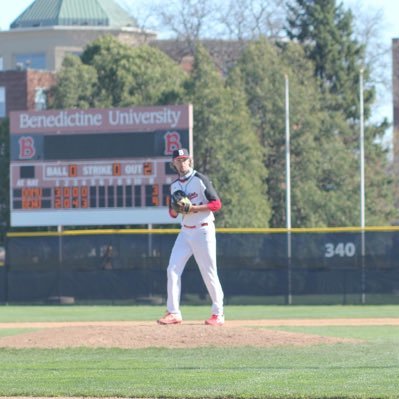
[15,53,46,70]
[0,87,5,117]
[35,88,47,110]
[0,56,3,71]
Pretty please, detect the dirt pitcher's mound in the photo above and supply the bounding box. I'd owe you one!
[0,322,359,349]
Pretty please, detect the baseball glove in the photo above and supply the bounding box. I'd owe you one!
[171,190,192,214]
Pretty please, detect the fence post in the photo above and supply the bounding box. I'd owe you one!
[57,225,63,299]
[4,235,8,304]
[361,230,366,304]
[287,231,292,305]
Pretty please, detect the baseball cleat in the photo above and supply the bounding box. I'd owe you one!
[205,314,224,326]
[157,312,182,325]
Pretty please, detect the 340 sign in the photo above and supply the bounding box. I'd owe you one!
[324,242,356,258]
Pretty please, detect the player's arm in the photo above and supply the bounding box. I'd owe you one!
[190,200,221,213]
[190,173,222,213]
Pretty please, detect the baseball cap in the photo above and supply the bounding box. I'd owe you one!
[172,148,190,159]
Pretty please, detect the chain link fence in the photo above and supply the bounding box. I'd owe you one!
[2,228,399,305]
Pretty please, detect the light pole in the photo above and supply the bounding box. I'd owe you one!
[359,68,366,304]
[285,74,292,232]
[359,69,365,231]
[285,74,292,305]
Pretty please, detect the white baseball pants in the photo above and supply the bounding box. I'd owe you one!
[166,222,224,317]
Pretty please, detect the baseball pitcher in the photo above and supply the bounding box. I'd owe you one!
[157,148,224,326]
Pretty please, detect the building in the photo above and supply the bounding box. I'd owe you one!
[0,70,56,114]
[152,39,246,75]
[0,0,246,120]
[0,0,156,117]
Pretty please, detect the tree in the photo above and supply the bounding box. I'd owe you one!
[134,0,286,42]
[49,37,269,226]
[155,0,215,47]
[183,45,270,227]
[286,0,396,225]
[216,0,286,40]
[82,36,186,107]
[286,0,370,123]
[349,2,390,93]
[51,35,186,109]
[362,122,396,225]
[235,38,368,227]
[49,54,98,109]
[46,30,395,227]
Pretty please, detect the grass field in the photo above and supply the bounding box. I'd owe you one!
[0,305,398,398]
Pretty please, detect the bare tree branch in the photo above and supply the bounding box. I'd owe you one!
[216,0,286,40]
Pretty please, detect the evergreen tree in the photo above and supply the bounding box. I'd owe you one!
[286,0,396,225]
[183,45,270,227]
[46,32,395,226]
[286,0,370,123]
[236,38,365,227]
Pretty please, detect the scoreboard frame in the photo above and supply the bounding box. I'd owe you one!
[9,104,193,227]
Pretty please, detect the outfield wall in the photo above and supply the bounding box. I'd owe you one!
[2,228,399,304]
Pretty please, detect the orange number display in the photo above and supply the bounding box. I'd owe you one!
[68,164,78,177]
[152,184,159,206]
[143,162,153,175]
[113,163,121,176]
[21,188,42,209]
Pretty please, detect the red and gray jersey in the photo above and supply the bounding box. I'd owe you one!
[169,170,222,225]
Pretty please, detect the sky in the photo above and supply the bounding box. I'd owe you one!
[1,0,398,143]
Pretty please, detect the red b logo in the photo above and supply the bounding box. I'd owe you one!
[18,136,36,159]
[164,131,182,155]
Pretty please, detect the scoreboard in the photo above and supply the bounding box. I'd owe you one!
[9,104,193,227]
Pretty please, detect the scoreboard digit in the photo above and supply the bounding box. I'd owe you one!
[9,104,193,227]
